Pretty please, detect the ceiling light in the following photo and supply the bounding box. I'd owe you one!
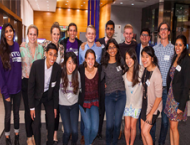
[67,1,68,2]
[65,4,67,5]
[131,3,134,5]
[68,9,70,11]
[46,1,48,2]
[83,2,85,3]
[120,2,123,4]
[81,5,83,6]
[101,3,102,4]
[77,9,79,11]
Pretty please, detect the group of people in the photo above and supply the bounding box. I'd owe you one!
[0,19,190,145]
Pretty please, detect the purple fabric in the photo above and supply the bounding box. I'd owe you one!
[66,39,79,60]
[0,42,22,99]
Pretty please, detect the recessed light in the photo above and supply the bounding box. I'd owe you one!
[120,2,123,4]
[77,9,79,11]
[67,1,68,2]
[65,4,67,5]
[46,1,48,2]
[81,5,83,6]
[131,3,134,5]
[68,9,70,11]
[83,2,85,3]
[101,3,102,4]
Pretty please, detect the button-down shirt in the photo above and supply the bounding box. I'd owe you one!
[79,42,102,65]
[153,42,174,86]
[44,59,53,92]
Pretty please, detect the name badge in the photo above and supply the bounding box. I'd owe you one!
[51,82,56,87]
[66,93,72,100]
[164,55,170,61]
[101,44,105,49]
[146,80,150,86]
[176,65,181,72]
[139,82,142,86]
[12,57,21,62]
[116,66,122,71]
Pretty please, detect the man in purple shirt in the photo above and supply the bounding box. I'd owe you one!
[60,23,83,62]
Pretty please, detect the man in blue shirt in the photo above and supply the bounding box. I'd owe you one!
[152,22,174,145]
[79,25,102,64]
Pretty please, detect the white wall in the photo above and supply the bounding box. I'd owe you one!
[21,0,34,42]
[111,5,142,43]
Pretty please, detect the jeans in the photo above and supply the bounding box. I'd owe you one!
[151,88,169,144]
[105,90,126,145]
[79,105,99,145]
[22,78,33,137]
[59,103,79,144]
[80,117,85,136]
[3,92,21,136]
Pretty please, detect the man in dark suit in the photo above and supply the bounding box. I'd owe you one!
[28,43,62,145]
[96,20,115,139]
[136,28,152,64]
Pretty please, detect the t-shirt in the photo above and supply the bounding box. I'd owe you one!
[59,72,81,106]
[0,42,22,99]
[102,59,125,94]
[119,40,137,60]
[66,39,79,60]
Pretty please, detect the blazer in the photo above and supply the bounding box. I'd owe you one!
[28,59,62,109]
[145,66,163,115]
[166,54,190,112]
[78,64,102,111]
[123,66,144,109]
[136,43,153,63]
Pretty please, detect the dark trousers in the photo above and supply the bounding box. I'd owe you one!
[59,103,79,144]
[22,78,33,137]
[98,79,105,135]
[3,92,21,136]
[33,92,54,145]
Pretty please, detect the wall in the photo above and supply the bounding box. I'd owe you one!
[99,3,111,38]
[21,0,33,42]
[111,5,142,43]
[34,8,88,40]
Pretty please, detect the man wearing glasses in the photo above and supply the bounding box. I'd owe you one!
[136,28,152,65]
[119,24,138,60]
[152,22,174,145]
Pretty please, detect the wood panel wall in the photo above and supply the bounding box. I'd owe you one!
[99,3,111,38]
[34,8,88,40]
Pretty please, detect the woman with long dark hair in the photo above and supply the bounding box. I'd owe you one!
[164,35,190,145]
[20,24,44,145]
[78,49,101,145]
[101,38,126,145]
[59,51,80,145]
[123,48,144,145]
[0,23,22,145]
[140,46,162,145]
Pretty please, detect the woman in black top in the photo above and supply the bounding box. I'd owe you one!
[164,35,190,145]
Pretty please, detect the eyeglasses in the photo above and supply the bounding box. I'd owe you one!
[106,28,114,31]
[160,28,168,31]
[141,34,149,37]
[108,46,117,50]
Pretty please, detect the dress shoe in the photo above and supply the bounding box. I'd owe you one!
[6,137,12,145]
[80,136,85,145]
[14,135,20,145]
[53,140,58,145]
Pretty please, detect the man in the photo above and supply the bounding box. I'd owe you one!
[28,43,62,145]
[60,23,83,61]
[119,24,138,60]
[136,28,152,65]
[96,20,115,139]
[79,25,102,64]
[153,22,174,145]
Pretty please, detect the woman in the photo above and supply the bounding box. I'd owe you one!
[140,46,162,145]
[101,38,126,145]
[78,49,101,145]
[164,35,190,145]
[20,24,44,145]
[59,51,80,145]
[0,23,22,145]
[123,48,143,145]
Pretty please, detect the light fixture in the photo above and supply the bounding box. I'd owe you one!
[65,4,67,5]
[46,1,48,2]
[83,2,85,3]
[81,5,83,6]
[68,9,70,11]
[120,2,123,4]
[67,1,68,2]
[77,9,79,11]
[131,3,134,5]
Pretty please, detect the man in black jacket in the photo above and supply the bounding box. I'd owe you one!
[60,23,82,62]
[96,20,115,139]
[28,43,61,145]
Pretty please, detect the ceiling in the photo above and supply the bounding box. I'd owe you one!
[113,0,160,8]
